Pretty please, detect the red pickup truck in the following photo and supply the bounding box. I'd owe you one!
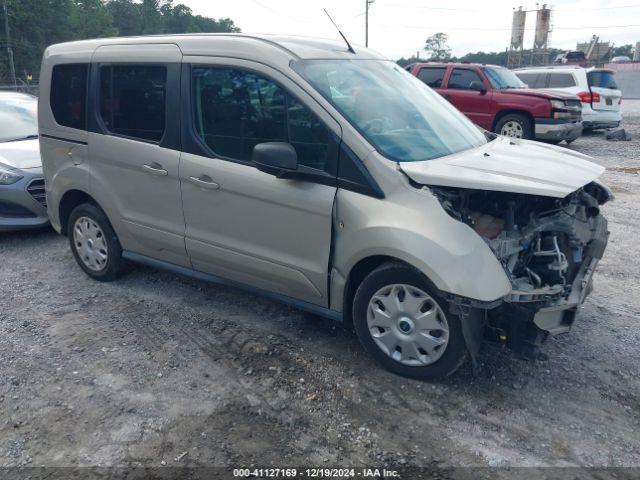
[408,62,583,143]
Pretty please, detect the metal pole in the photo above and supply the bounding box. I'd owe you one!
[365,0,369,47]
[2,0,16,89]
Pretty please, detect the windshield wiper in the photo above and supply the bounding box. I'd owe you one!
[3,134,39,142]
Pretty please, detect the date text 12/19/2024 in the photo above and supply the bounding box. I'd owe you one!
[233,468,400,478]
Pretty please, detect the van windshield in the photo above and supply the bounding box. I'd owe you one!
[291,59,486,162]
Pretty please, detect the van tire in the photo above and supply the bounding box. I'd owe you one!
[495,113,534,140]
[68,203,127,282]
[352,262,468,381]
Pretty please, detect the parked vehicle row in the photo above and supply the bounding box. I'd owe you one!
[34,34,611,380]
[407,62,623,144]
[406,62,584,144]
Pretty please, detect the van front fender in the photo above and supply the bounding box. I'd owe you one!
[331,189,511,313]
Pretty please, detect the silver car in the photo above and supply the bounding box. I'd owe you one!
[39,35,611,380]
[0,91,48,231]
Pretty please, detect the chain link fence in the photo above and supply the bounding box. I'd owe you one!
[0,76,39,96]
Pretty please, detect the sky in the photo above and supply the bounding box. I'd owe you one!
[181,0,640,59]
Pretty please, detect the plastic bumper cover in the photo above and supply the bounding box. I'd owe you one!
[0,174,49,232]
[535,119,583,141]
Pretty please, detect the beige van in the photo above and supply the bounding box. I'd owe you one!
[39,35,611,379]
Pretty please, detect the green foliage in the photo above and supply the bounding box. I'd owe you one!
[423,33,451,61]
[397,48,570,69]
[0,0,240,82]
[612,44,634,58]
[396,56,421,68]
[457,48,567,66]
[71,0,118,39]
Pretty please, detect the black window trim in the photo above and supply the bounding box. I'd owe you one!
[50,62,90,131]
[181,63,384,199]
[182,62,340,180]
[417,66,447,88]
[446,67,484,90]
[91,62,176,147]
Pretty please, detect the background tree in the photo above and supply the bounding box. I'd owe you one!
[612,44,634,58]
[0,0,240,83]
[140,0,163,34]
[106,0,143,36]
[423,33,451,61]
[70,0,118,39]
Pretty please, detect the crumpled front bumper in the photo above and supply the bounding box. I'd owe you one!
[530,216,609,335]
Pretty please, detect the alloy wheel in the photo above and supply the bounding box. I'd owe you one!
[500,120,524,138]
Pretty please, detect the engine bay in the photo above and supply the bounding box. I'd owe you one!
[430,181,612,303]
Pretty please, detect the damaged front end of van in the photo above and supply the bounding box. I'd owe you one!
[401,137,612,360]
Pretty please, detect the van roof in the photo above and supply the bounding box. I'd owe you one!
[43,33,386,63]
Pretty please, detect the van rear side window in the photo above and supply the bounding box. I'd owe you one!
[99,65,167,142]
[50,64,88,130]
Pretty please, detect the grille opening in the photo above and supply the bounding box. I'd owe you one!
[27,179,46,207]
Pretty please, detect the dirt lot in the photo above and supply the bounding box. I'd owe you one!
[1,102,639,471]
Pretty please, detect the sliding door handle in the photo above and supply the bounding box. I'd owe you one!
[189,175,220,190]
[142,163,168,176]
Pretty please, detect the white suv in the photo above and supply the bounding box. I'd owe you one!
[514,66,622,130]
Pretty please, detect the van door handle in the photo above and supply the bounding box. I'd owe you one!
[189,175,220,190]
[142,163,168,176]
[443,93,452,100]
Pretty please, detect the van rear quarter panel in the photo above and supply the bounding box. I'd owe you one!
[39,45,97,231]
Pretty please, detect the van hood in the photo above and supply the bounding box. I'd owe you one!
[503,88,579,101]
[0,139,41,170]
[399,136,604,198]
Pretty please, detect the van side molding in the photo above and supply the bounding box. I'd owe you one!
[122,251,344,322]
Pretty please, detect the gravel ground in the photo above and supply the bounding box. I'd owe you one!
[1,102,639,471]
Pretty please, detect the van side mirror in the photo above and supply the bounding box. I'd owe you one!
[470,81,487,93]
[252,142,298,177]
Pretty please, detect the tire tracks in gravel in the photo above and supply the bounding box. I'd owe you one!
[103,281,473,466]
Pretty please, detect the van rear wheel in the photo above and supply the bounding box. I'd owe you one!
[68,203,127,282]
[352,263,468,381]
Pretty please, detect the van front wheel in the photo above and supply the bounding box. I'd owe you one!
[352,263,468,380]
[68,203,127,282]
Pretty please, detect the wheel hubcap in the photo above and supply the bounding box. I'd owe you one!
[398,318,414,334]
[73,216,108,271]
[367,284,449,366]
[501,120,524,138]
